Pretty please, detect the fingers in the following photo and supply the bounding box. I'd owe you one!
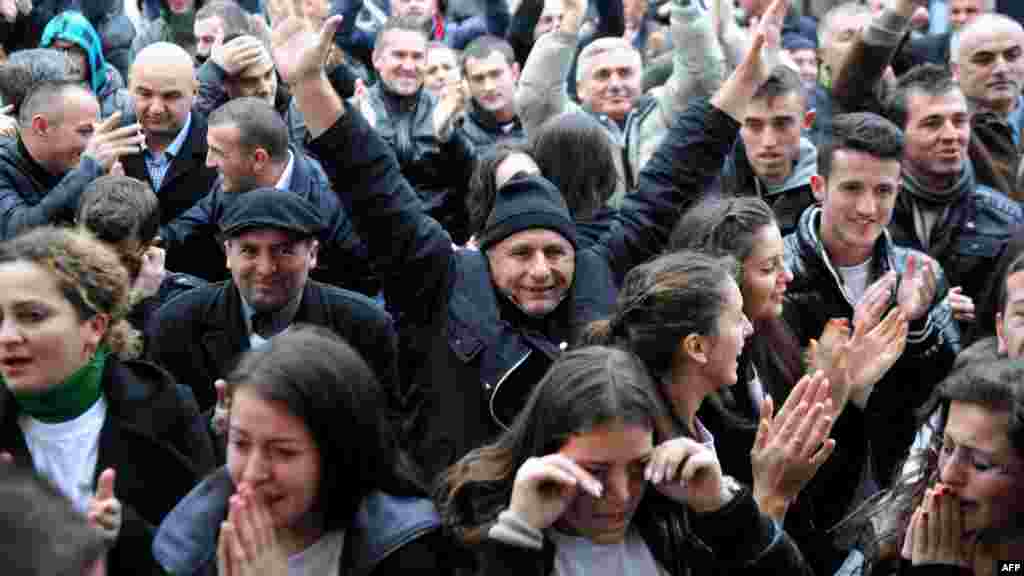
[809,438,837,471]
[318,15,344,53]
[217,522,234,576]
[96,468,116,500]
[94,111,123,133]
[678,446,718,482]
[775,370,811,428]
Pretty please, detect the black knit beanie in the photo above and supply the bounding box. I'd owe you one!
[477,175,578,251]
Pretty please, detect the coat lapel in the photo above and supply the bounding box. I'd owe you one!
[199,282,250,382]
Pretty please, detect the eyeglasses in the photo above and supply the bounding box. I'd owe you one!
[937,436,1017,477]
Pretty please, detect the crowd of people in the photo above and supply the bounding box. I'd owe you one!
[0,0,1022,573]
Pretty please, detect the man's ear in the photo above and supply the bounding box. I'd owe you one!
[681,333,707,365]
[252,147,270,169]
[811,174,826,203]
[30,114,49,137]
[803,109,816,130]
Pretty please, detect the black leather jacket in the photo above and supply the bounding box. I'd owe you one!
[783,207,961,484]
[457,103,525,149]
[359,83,477,243]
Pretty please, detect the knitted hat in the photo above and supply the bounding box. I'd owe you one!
[477,175,577,251]
[219,187,324,239]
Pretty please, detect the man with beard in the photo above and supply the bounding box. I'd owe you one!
[0,80,145,239]
[357,15,478,242]
[120,42,219,249]
[195,33,307,143]
[157,98,372,294]
[884,64,1022,336]
[146,188,397,413]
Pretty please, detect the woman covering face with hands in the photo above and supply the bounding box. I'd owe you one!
[152,325,450,576]
[0,226,214,574]
[437,346,812,575]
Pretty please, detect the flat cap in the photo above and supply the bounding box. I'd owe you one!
[219,187,324,238]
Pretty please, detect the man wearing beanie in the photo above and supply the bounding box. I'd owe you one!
[145,188,399,418]
[272,0,784,480]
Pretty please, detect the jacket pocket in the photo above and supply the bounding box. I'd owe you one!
[448,315,484,363]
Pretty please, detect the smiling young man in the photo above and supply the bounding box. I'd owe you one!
[146,189,397,414]
[884,65,1022,329]
[782,111,960,486]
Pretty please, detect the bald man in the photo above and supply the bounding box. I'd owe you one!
[121,42,219,232]
[957,14,1024,197]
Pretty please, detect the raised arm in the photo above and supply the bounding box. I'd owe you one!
[513,0,587,136]
[269,8,454,318]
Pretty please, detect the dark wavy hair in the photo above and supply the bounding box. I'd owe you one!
[530,112,619,219]
[224,324,426,532]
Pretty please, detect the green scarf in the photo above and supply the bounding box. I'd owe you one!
[8,347,109,423]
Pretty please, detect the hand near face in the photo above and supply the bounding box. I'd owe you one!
[87,468,122,542]
[644,436,724,513]
[131,246,166,300]
[897,255,938,322]
[432,80,468,141]
[212,35,271,76]
[217,484,288,576]
[907,484,972,567]
[509,454,604,532]
[750,371,836,520]
[82,112,146,172]
[945,287,975,323]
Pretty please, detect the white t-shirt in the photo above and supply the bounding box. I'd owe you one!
[837,258,873,304]
[288,530,345,576]
[19,397,107,514]
[549,528,668,576]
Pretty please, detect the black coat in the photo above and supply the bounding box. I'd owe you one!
[456,103,526,149]
[157,147,375,294]
[146,279,399,413]
[121,110,220,266]
[892,32,952,77]
[306,98,736,481]
[0,136,105,240]
[783,207,961,485]
[0,356,216,575]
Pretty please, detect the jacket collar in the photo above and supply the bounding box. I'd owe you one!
[467,102,520,133]
[153,467,441,575]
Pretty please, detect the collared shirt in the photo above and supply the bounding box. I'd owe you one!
[144,112,192,191]
[274,150,295,190]
[240,291,302,350]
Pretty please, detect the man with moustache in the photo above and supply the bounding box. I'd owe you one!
[120,42,219,275]
[783,112,960,488]
[884,65,1022,334]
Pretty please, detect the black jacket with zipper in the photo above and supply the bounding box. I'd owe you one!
[307,97,736,482]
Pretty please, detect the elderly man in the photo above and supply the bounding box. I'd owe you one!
[269,0,783,479]
[121,43,219,229]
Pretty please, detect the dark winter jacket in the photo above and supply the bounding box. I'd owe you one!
[783,206,961,484]
[153,467,449,576]
[157,146,374,294]
[719,136,818,235]
[457,102,526,149]
[0,136,104,240]
[307,97,736,481]
[0,356,216,575]
[470,488,813,576]
[146,279,399,413]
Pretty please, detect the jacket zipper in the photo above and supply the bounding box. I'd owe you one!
[489,350,532,431]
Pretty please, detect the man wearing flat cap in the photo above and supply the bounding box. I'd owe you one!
[145,189,399,414]
[267,0,782,480]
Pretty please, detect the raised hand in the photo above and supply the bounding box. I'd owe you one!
[844,306,908,408]
[750,371,836,520]
[433,80,469,141]
[509,454,603,531]
[898,255,938,322]
[0,104,15,139]
[83,112,146,172]
[87,468,122,542]
[132,246,166,299]
[352,78,377,129]
[217,483,288,576]
[645,436,725,513]
[212,35,271,76]
[0,0,16,22]
[945,286,975,323]
[267,0,341,86]
[710,0,786,120]
[212,379,230,437]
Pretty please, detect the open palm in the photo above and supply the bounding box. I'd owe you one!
[266,0,341,85]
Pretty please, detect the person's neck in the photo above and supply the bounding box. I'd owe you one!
[973,94,1018,120]
[666,361,707,437]
[905,161,960,192]
[277,517,326,558]
[819,220,873,268]
[260,158,289,188]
